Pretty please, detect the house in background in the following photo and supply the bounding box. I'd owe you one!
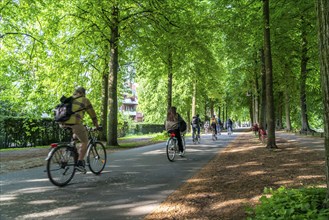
[120,83,144,122]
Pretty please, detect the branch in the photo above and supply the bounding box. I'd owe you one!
[0,32,43,44]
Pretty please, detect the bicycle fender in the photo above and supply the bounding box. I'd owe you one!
[45,148,56,161]
[166,137,176,146]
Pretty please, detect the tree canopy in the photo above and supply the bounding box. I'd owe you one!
[0,0,324,133]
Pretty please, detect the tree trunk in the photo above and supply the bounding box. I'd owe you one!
[285,90,292,131]
[284,64,292,131]
[191,81,196,131]
[192,81,196,117]
[107,5,119,146]
[210,100,214,117]
[167,47,173,110]
[276,92,283,129]
[259,48,267,130]
[300,16,313,133]
[263,0,277,149]
[253,53,260,125]
[101,63,109,141]
[316,0,329,201]
[204,98,207,122]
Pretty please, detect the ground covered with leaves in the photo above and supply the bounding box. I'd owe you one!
[145,132,326,220]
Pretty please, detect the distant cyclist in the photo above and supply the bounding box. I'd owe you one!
[210,115,217,135]
[191,114,202,141]
[227,118,233,133]
[217,117,222,135]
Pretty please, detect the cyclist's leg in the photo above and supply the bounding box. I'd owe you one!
[197,127,200,138]
[71,124,88,161]
[174,129,184,152]
[192,127,196,140]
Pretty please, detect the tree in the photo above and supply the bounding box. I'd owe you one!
[315,0,329,200]
[263,0,277,149]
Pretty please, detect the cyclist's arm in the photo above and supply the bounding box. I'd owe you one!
[85,99,99,128]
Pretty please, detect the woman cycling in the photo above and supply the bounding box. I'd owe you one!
[165,106,185,155]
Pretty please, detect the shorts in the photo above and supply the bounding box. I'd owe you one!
[71,124,88,143]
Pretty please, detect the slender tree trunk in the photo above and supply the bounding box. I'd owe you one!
[253,86,259,125]
[300,16,313,133]
[250,95,254,124]
[210,100,214,117]
[263,0,277,149]
[204,98,207,122]
[167,47,173,110]
[101,62,109,141]
[285,91,292,131]
[107,5,119,146]
[316,0,329,201]
[276,92,283,129]
[191,81,196,131]
[284,64,292,131]
[218,106,221,120]
[192,81,196,117]
[259,48,267,130]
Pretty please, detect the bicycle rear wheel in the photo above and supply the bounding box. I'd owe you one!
[46,145,76,187]
[87,141,107,174]
[166,138,176,162]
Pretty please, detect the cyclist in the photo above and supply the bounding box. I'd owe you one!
[165,106,185,155]
[217,117,222,135]
[210,115,217,135]
[227,118,233,134]
[191,114,202,141]
[62,87,99,173]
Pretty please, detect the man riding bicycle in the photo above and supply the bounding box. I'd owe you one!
[191,114,202,141]
[61,87,99,173]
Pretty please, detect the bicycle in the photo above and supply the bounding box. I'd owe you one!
[45,126,107,187]
[166,130,186,162]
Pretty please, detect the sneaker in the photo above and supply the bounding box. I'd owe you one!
[76,160,87,174]
[179,151,184,157]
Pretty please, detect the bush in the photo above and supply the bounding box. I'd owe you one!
[246,187,329,220]
[134,123,165,134]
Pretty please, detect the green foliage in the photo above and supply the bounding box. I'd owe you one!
[0,0,325,130]
[246,187,329,220]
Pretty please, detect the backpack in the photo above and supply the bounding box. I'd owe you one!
[179,120,187,132]
[54,96,83,122]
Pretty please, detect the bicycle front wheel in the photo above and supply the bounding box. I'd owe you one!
[166,138,176,162]
[46,145,76,187]
[87,142,107,174]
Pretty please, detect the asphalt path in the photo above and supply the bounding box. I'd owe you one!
[0,132,238,220]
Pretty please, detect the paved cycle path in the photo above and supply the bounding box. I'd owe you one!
[0,132,237,220]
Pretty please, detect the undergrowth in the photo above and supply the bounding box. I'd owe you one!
[246,186,329,220]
